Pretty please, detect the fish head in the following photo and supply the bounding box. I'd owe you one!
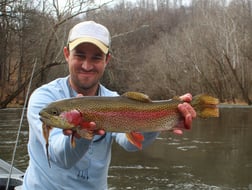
[39,104,77,129]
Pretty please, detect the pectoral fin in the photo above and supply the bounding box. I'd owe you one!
[126,132,144,149]
[70,134,76,148]
[42,123,52,168]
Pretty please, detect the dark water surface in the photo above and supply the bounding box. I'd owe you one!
[0,106,251,189]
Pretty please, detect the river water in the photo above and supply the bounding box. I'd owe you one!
[0,106,251,190]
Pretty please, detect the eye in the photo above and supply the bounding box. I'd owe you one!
[50,108,60,116]
[92,55,103,60]
[74,53,86,60]
[76,53,85,58]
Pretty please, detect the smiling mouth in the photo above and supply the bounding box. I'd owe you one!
[80,72,94,76]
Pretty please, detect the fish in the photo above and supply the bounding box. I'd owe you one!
[39,92,219,166]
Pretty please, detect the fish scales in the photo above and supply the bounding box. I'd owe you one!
[39,92,219,160]
[40,93,219,132]
[51,96,181,132]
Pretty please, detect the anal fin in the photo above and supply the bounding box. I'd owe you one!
[126,132,144,149]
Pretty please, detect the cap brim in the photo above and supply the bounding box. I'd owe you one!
[68,37,109,54]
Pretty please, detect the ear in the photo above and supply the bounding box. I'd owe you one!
[105,53,111,66]
[63,46,70,61]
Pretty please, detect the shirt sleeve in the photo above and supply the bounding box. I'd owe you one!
[27,84,92,169]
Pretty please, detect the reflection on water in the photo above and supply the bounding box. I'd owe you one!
[0,108,29,171]
[0,106,252,189]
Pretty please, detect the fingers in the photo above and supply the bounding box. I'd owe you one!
[179,93,192,102]
[172,128,183,135]
[178,102,196,129]
[63,129,73,136]
[76,128,105,140]
[76,128,94,140]
[63,129,81,138]
[94,129,106,136]
[63,121,105,140]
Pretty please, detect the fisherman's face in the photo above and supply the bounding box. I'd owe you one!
[64,43,110,95]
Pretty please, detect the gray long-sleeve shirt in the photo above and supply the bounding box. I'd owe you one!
[22,76,159,190]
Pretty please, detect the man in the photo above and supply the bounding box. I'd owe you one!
[22,21,196,189]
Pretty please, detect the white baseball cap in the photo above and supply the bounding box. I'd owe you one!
[67,21,111,54]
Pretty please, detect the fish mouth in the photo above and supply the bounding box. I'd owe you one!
[39,111,57,127]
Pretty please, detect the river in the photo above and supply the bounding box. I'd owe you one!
[0,106,251,189]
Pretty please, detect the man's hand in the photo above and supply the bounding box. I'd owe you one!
[173,93,196,134]
[63,122,105,140]
[63,94,105,140]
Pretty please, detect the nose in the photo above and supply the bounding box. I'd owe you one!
[81,59,93,71]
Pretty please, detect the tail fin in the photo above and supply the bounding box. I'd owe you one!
[191,94,219,118]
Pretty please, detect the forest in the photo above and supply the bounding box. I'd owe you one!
[1,0,252,108]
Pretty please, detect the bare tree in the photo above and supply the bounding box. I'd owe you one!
[0,0,113,108]
[1,0,252,107]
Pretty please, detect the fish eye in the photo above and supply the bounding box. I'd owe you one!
[50,108,60,116]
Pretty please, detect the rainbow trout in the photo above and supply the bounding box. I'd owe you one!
[40,92,219,153]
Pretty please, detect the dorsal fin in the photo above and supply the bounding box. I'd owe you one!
[122,92,152,103]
